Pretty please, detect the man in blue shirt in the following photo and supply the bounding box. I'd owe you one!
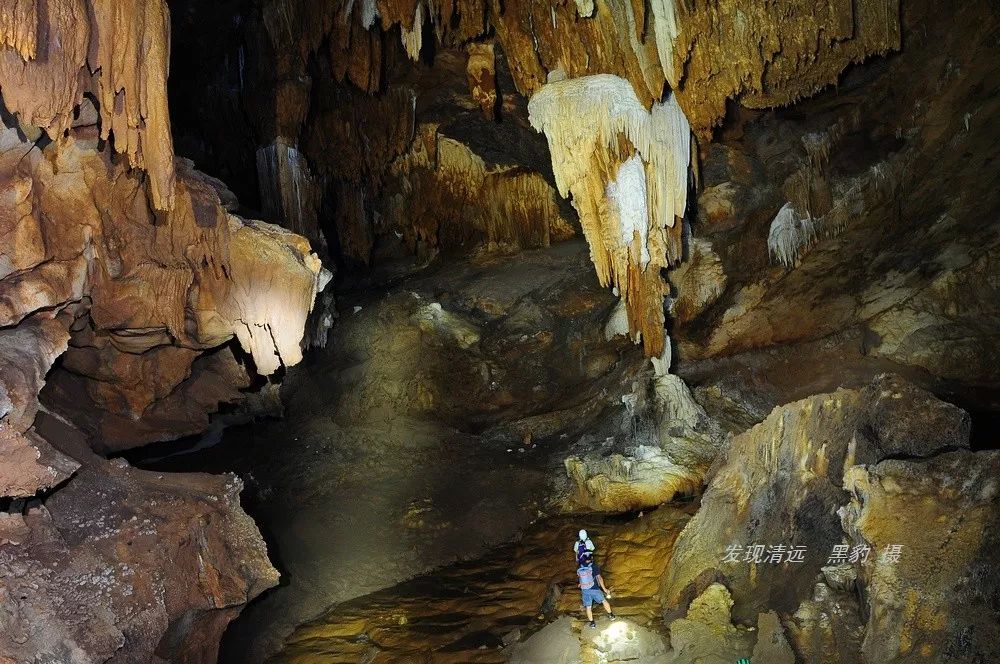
[577,552,616,628]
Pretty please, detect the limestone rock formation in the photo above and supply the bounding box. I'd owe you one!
[0,0,176,210]
[0,119,324,449]
[668,0,901,133]
[383,123,575,261]
[667,238,727,324]
[466,41,497,120]
[528,76,691,355]
[202,0,904,360]
[0,416,279,664]
[842,450,1000,662]
[1,0,994,662]
[564,372,723,512]
[662,375,968,618]
[752,610,797,664]
[0,2,324,659]
[664,583,755,663]
[661,374,994,661]
[256,138,323,245]
[785,577,866,663]
[0,420,78,498]
[671,0,999,406]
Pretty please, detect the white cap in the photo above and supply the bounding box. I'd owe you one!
[579,529,588,541]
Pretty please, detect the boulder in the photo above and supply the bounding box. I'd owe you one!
[661,375,971,622]
[0,427,278,663]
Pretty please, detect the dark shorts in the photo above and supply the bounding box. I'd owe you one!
[581,587,605,607]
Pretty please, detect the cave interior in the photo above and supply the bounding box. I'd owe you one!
[1,0,999,662]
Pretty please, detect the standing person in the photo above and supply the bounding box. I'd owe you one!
[574,529,595,564]
[577,552,615,628]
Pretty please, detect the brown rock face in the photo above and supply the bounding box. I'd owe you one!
[0,0,175,209]
[662,375,972,622]
[0,1,321,660]
[0,122,324,450]
[671,0,1000,407]
[0,418,278,664]
[659,374,998,662]
[843,450,1000,662]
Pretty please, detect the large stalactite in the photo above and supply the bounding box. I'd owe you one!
[528,75,691,354]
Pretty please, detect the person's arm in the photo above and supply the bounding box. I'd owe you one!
[596,573,610,595]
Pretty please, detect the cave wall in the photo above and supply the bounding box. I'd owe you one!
[671,0,1000,409]
[0,1,326,660]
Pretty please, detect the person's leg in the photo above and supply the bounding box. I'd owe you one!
[586,605,594,622]
[602,600,612,614]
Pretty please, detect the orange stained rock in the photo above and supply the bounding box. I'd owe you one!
[0,0,177,210]
[307,0,900,135]
[0,0,36,60]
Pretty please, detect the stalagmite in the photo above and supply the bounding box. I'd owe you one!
[528,74,691,355]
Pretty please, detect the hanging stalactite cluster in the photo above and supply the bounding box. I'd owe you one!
[237,0,900,355]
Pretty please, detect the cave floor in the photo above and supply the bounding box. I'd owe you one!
[270,506,695,663]
[131,239,648,662]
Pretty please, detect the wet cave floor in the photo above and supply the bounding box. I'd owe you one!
[272,507,696,663]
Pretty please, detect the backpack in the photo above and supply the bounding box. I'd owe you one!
[577,565,595,589]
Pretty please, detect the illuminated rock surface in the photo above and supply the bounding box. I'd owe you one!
[662,375,972,622]
[843,450,1000,662]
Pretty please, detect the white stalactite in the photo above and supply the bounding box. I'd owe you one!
[528,74,690,230]
[359,0,379,29]
[649,0,680,84]
[401,2,424,61]
[527,74,691,355]
[768,202,817,267]
[607,155,651,268]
